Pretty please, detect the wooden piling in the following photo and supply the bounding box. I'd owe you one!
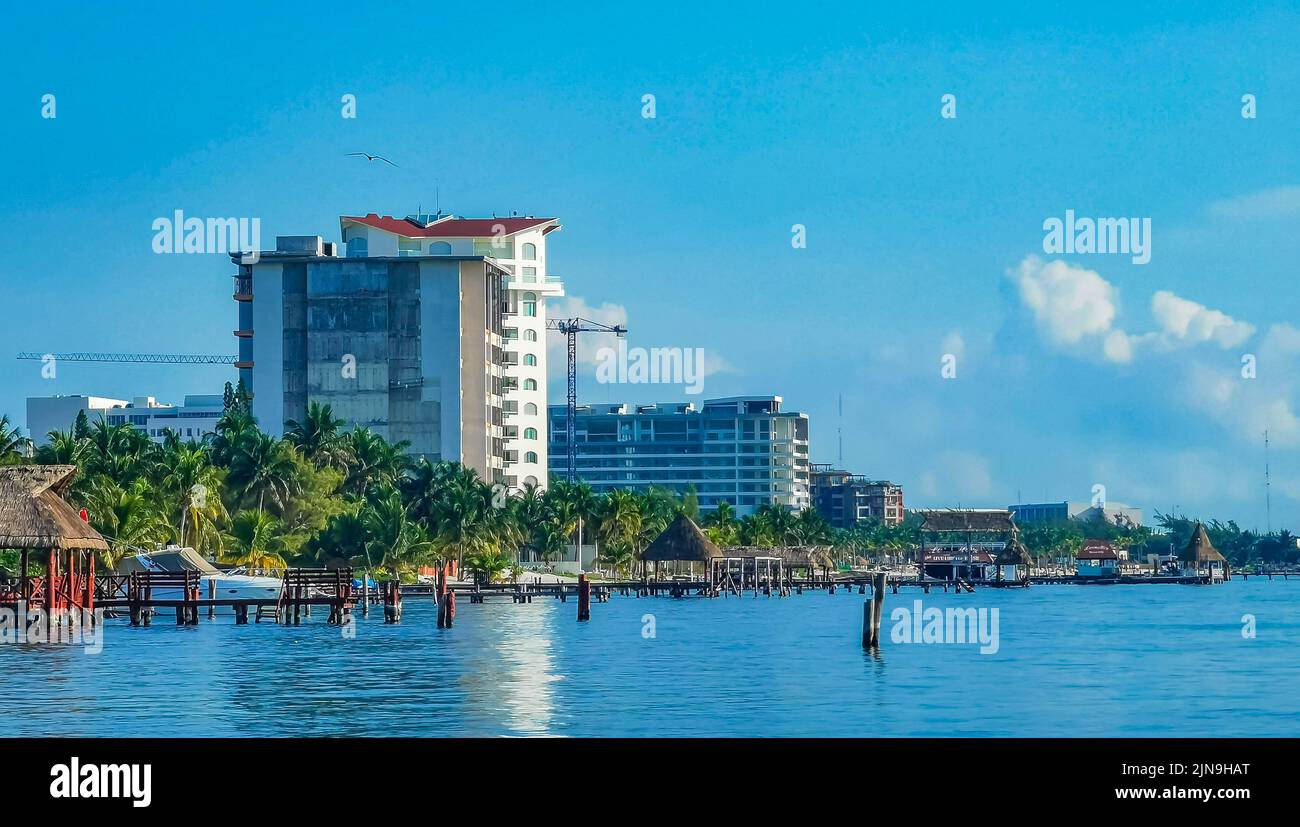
[577,574,591,621]
[862,572,887,649]
[207,578,216,619]
[871,572,886,645]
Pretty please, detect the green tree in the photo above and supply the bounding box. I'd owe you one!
[222,510,289,571]
[284,402,353,470]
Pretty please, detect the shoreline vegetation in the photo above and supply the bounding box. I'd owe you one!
[0,396,1297,584]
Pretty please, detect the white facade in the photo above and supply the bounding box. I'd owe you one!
[339,214,563,491]
[27,394,225,445]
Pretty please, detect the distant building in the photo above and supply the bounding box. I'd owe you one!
[1009,500,1143,527]
[809,465,904,527]
[548,396,810,515]
[338,213,564,489]
[233,231,511,484]
[26,394,224,445]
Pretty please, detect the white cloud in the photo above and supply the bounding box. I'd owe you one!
[1151,290,1254,348]
[1206,185,1300,221]
[1102,330,1134,363]
[1010,255,1117,346]
[1008,255,1256,363]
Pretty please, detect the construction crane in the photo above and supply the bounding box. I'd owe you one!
[545,318,627,482]
[16,352,236,364]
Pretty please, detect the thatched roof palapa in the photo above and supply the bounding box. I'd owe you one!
[1179,523,1226,564]
[0,465,108,552]
[641,513,722,562]
[920,509,1016,533]
[995,535,1032,566]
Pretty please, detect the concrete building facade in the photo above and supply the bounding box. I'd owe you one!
[809,465,905,527]
[548,395,810,514]
[336,213,563,490]
[233,232,509,483]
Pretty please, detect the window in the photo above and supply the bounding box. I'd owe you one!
[524,427,538,440]
[522,291,537,317]
[522,242,537,260]
[522,266,537,283]
[525,451,539,464]
[523,475,539,486]
[525,403,538,415]
[398,237,422,256]
[345,236,368,257]
[524,354,537,366]
[524,329,538,342]
[474,239,515,259]
[524,379,538,391]
[503,327,518,340]
[428,240,452,254]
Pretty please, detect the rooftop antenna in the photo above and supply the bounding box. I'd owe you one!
[837,393,843,465]
[1265,429,1272,533]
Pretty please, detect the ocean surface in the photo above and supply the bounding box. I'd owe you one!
[3,579,1297,737]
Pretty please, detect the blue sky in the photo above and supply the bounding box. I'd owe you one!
[2,2,1298,528]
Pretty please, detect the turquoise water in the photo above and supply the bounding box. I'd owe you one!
[2,579,1297,737]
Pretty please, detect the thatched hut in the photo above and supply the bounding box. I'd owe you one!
[994,534,1032,584]
[641,513,721,580]
[0,465,108,617]
[917,509,1016,581]
[1178,522,1228,581]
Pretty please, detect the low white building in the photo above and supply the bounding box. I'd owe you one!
[27,394,225,445]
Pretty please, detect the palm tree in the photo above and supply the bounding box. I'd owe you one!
[430,467,494,570]
[79,477,170,568]
[222,510,289,572]
[228,433,303,512]
[596,490,643,573]
[344,427,410,496]
[284,402,352,469]
[161,440,228,553]
[361,487,434,579]
[0,415,30,464]
[83,420,154,483]
[209,408,259,468]
[35,429,86,466]
[704,500,739,546]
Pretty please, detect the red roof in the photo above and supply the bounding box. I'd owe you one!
[342,214,557,238]
[1077,540,1118,560]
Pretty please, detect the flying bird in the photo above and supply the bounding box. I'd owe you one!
[347,152,398,167]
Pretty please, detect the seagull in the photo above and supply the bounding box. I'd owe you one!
[347,152,398,167]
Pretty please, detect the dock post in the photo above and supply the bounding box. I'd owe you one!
[862,600,874,649]
[872,572,887,646]
[578,574,591,621]
[143,586,152,626]
[208,578,216,620]
[235,604,248,625]
[444,590,455,627]
[362,571,370,618]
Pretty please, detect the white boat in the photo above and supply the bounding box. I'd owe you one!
[118,546,286,613]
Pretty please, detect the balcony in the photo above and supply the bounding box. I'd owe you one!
[232,275,253,301]
[233,329,253,338]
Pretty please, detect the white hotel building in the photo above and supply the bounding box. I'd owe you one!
[335,214,562,490]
